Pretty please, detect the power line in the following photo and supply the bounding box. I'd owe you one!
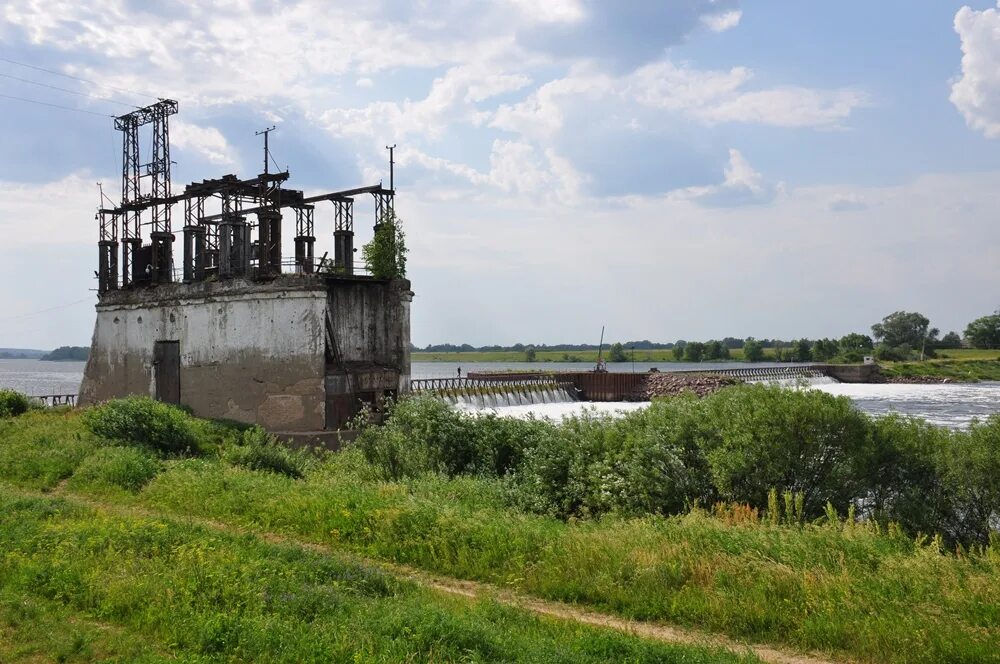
[0,56,157,103]
[0,92,114,117]
[0,297,93,323]
[0,71,140,108]
[4,91,115,118]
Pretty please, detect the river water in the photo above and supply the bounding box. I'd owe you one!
[1,359,997,430]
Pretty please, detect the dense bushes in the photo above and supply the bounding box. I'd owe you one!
[221,426,312,478]
[82,396,198,455]
[356,397,548,480]
[358,388,1000,545]
[0,389,30,418]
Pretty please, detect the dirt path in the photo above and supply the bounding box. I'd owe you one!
[20,484,846,664]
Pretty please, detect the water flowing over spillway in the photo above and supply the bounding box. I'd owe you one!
[440,383,579,410]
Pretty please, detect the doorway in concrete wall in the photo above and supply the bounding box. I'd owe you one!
[154,340,180,404]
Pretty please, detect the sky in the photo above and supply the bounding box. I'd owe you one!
[1,0,1000,348]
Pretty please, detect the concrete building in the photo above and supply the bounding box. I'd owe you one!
[80,100,411,432]
[79,274,411,431]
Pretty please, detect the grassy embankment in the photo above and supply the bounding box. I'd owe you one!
[880,348,1000,382]
[1,392,999,663]
[0,412,758,663]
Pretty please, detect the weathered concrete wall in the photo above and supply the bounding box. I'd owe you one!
[323,277,412,428]
[814,363,880,383]
[80,276,328,431]
[326,277,412,385]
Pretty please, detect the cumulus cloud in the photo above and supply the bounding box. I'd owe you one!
[171,121,236,166]
[672,149,783,207]
[702,9,742,32]
[515,0,741,69]
[398,140,584,202]
[504,0,585,24]
[0,173,104,247]
[951,4,1000,137]
[488,59,866,141]
[322,64,532,142]
[629,61,867,128]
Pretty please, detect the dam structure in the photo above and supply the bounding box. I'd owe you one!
[79,100,411,432]
[414,364,876,405]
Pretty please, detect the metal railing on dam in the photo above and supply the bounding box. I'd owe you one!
[30,394,77,407]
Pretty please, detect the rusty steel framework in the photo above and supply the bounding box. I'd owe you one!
[97,100,397,293]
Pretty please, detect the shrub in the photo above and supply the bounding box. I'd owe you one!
[696,385,871,518]
[221,426,311,479]
[0,389,31,418]
[509,399,714,519]
[356,397,550,481]
[864,414,952,535]
[82,397,198,456]
[942,415,1000,545]
[70,446,160,492]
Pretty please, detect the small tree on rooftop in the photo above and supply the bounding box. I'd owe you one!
[362,210,408,279]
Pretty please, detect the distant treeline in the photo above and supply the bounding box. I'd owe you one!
[0,348,46,359]
[416,308,1000,363]
[40,346,89,361]
[415,338,803,353]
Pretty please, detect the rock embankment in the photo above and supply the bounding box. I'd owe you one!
[881,375,954,384]
[635,373,740,399]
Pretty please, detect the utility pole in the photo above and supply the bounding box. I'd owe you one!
[256,125,276,175]
[386,144,396,192]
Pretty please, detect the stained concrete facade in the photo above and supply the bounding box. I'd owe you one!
[79,274,412,431]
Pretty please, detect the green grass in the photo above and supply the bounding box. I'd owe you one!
[937,348,1000,361]
[0,488,755,663]
[881,358,1000,381]
[2,407,999,663]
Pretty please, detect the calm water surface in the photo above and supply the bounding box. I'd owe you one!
[3,359,997,429]
[0,359,86,396]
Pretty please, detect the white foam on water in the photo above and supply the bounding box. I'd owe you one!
[811,382,1000,428]
[455,382,1000,429]
[456,401,650,420]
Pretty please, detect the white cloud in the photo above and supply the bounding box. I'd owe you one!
[629,61,867,128]
[356,77,374,88]
[701,9,742,32]
[491,69,615,137]
[671,149,783,207]
[397,140,584,202]
[171,121,236,166]
[951,4,1000,137]
[504,0,585,24]
[0,173,104,247]
[321,64,532,142]
[490,60,867,140]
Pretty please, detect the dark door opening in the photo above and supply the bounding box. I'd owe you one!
[153,340,180,404]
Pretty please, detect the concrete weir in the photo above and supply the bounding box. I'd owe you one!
[79,274,412,432]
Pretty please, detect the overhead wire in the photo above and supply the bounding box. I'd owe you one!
[0,55,158,104]
[0,297,93,323]
[0,92,114,117]
[0,71,140,108]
